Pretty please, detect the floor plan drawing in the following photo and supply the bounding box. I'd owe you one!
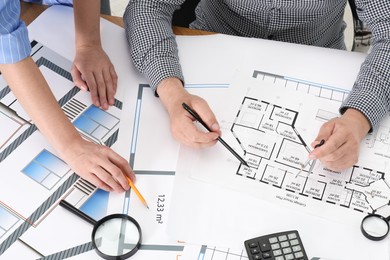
[233,95,390,215]
[188,72,390,226]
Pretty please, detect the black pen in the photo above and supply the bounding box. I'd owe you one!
[182,102,249,167]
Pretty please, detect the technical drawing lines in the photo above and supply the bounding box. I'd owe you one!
[134,170,176,176]
[113,98,123,109]
[0,125,38,163]
[62,98,87,121]
[198,245,248,260]
[74,178,96,196]
[104,128,119,147]
[36,57,72,82]
[0,174,79,255]
[0,86,11,100]
[37,241,94,260]
[37,243,185,260]
[252,70,350,102]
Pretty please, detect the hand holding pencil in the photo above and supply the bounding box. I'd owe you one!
[126,176,149,209]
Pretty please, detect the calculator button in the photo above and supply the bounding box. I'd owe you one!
[252,254,262,260]
[280,241,289,248]
[262,252,272,258]
[278,235,288,241]
[287,233,297,239]
[259,242,271,252]
[245,231,307,260]
[251,248,260,254]
[273,249,282,256]
[292,245,301,252]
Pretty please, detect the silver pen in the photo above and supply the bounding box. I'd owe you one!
[295,139,325,178]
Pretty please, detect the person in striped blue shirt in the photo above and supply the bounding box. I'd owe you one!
[0,0,135,192]
[23,0,117,109]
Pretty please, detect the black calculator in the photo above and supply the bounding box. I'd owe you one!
[244,230,308,260]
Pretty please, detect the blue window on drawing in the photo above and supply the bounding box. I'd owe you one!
[73,113,99,134]
[73,105,119,140]
[22,150,70,190]
[83,105,113,125]
[0,206,18,238]
[80,189,109,220]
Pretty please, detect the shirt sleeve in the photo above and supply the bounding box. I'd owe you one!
[123,0,186,93]
[0,0,31,64]
[340,0,390,131]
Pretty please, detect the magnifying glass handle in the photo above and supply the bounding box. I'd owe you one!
[59,200,97,225]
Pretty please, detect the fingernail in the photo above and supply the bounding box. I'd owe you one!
[211,123,220,131]
[79,85,87,91]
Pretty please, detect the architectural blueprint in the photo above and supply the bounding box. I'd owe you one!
[0,39,187,259]
[6,5,387,260]
[162,71,389,260]
[0,41,124,257]
[0,39,185,259]
[116,37,389,260]
[1,6,186,258]
[189,71,390,226]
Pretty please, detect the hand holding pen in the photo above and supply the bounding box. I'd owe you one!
[182,102,249,167]
[296,139,325,178]
[311,109,370,171]
[156,79,221,148]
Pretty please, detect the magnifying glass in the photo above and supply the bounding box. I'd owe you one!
[361,213,390,241]
[59,200,142,259]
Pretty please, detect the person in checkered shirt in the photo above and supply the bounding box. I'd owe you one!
[124,0,389,171]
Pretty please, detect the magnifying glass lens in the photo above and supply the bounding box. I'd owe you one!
[94,217,141,257]
[362,215,389,238]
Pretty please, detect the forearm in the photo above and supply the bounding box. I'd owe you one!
[124,0,185,91]
[0,57,82,158]
[342,0,390,130]
[157,77,188,111]
[73,0,101,48]
[340,43,390,131]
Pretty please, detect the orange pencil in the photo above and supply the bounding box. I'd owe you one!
[126,176,149,209]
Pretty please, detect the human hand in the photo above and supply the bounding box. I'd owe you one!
[62,138,135,192]
[71,46,118,110]
[310,108,371,171]
[157,78,221,148]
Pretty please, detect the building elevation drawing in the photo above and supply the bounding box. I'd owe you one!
[0,42,123,257]
[1,42,186,259]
